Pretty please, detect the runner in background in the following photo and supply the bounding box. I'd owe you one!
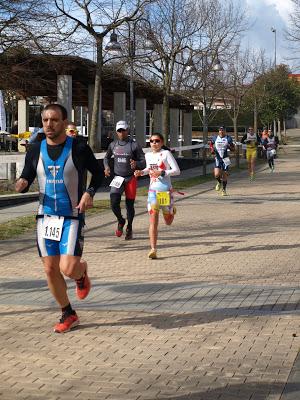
[134,133,180,259]
[261,128,269,160]
[262,132,277,172]
[210,127,235,196]
[241,127,260,181]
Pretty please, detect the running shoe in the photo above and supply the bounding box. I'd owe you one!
[54,312,79,333]
[75,268,91,300]
[221,189,228,196]
[215,182,221,191]
[125,228,133,240]
[148,249,157,259]
[115,219,125,237]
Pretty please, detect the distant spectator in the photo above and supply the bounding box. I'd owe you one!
[11,120,18,135]
[261,127,269,141]
[19,139,29,151]
[29,128,45,144]
[101,131,114,150]
[66,122,78,137]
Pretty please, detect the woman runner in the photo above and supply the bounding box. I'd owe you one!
[134,133,180,259]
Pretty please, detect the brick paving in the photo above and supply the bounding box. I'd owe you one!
[0,142,299,399]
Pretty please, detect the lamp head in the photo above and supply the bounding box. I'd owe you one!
[105,32,122,53]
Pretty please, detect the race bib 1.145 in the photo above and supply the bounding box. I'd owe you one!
[42,215,64,241]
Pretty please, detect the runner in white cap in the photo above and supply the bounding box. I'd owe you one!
[103,121,145,240]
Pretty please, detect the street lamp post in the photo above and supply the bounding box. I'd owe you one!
[201,55,223,176]
[271,27,277,67]
[106,21,153,136]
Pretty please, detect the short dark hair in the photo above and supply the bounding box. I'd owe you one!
[151,132,164,143]
[42,103,68,120]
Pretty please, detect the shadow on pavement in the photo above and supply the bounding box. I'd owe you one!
[149,381,286,400]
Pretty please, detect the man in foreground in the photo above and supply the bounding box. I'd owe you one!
[15,104,102,333]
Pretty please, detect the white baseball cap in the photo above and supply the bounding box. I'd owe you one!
[116,121,128,131]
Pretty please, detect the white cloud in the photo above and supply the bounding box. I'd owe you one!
[243,0,295,66]
[264,0,294,24]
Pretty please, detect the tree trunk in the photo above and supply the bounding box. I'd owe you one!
[253,97,257,134]
[233,116,239,168]
[89,37,103,152]
[162,92,170,144]
[277,118,281,142]
[202,106,208,176]
[273,119,277,137]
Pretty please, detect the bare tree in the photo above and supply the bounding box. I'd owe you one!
[134,0,247,145]
[0,0,80,54]
[174,0,247,172]
[221,46,252,166]
[51,0,154,151]
[240,49,271,134]
[285,0,300,69]
[133,0,209,142]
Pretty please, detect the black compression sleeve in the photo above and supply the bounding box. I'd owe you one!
[19,145,39,192]
[134,143,146,170]
[83,144,104,194]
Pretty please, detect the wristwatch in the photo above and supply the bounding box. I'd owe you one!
[161,170,166,177]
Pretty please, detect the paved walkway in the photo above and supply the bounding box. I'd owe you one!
[0,138,299,400]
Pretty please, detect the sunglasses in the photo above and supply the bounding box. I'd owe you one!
[117,129,126,132]
[66,128,77,133]
[150,139,161,143]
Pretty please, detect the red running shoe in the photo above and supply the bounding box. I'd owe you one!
[54,312,79,333]
[115,219,125,237]
[75,268,91,300]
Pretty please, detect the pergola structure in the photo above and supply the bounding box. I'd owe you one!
[0,48,193,148]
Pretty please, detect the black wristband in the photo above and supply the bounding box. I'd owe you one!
[161,170,166,177]
[85,187,95,197]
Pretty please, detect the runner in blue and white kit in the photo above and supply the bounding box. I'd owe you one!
[262,132,277,172]
[15,104,102,333]
[135,133,180,259]
[210,126,235,196]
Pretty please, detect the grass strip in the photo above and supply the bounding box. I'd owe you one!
[0,199,111,240]
[0,215,36,240]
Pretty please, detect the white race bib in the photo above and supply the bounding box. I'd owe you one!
[42,215,64,241]
[109,176,125,188]
[223,157,231,167]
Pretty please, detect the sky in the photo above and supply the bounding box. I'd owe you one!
[242,0,297,70]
